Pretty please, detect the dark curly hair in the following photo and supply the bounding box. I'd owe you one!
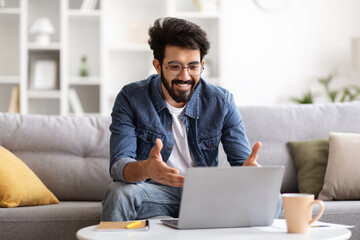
[148,17,210,64]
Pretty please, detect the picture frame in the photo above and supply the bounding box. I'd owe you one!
[30,60,57,90]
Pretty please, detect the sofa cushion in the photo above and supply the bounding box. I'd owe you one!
[318,132,360,200]
[288,139,328,198]
[231,102,360,193]
[0,146,59,208]
[0,113,113,201]
[0,201,102,240]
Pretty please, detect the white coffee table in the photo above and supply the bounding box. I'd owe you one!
[76,219,351,240]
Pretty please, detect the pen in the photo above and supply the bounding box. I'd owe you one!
[311,225,330,228]
[126,221,142,229]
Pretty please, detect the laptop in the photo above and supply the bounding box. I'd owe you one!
[161,166,284,229]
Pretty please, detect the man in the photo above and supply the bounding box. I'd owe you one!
[102,17,281,221]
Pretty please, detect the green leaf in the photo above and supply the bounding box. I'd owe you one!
[291,91,315,104]
[328,91,338,102]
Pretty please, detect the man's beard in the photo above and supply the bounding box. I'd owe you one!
[161,69,197,103]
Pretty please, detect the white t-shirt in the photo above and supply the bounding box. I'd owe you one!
[165,102,195,175]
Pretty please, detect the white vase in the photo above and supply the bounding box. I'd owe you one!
[35,34,51,45]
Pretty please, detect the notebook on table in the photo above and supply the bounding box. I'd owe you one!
[161,166,284,229]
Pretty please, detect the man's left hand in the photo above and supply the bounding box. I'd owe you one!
[243,142,262,167]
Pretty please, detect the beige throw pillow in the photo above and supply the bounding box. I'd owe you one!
[318,132,360,200]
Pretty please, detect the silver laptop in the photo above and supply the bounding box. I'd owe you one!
[161,166,284,229]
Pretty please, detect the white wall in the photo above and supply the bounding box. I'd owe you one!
[102,0,360,107]
[221,0,360,105]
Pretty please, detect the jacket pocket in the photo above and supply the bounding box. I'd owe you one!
[199,133,222,166]
[199,133,222,150]
[136,127,164,160]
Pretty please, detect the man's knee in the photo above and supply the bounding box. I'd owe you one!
[102,182,143,221]
[103,182,141,204]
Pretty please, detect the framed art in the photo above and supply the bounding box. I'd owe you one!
[29,50,59,90]
[30,60,57,90]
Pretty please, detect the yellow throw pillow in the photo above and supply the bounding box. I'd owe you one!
[0,146,59,207]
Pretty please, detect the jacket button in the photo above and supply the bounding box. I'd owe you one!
[146,137,151,141]
[210,144,214,149]
[166,127,170,131]
[168,147,172,151]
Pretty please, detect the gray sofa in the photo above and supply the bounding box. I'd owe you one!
[1,101,359,239]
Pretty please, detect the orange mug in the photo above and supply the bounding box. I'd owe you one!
[282,193,324,233]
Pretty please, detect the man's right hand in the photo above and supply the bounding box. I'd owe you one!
[144,139,184,187]
[123,138,184,187]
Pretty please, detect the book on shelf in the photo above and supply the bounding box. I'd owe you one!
[69,88,84,115]
[80,0,98,10]
[8,85,20,113]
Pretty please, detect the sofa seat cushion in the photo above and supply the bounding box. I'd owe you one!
[279,201,360,239]
[0,201,102,240]
[0,201,102,221]
[315,201,360,239]
[317,201,360,216]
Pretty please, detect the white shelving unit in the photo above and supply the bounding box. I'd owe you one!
[1,0,220,116]
[0,76,20,84]
[102,0,223,116]
[0,0,21,113]
[65,0,103,116]
[27,42,61,50]
[0,0,103,115]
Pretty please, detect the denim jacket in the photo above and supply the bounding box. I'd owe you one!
[109,74,251,182]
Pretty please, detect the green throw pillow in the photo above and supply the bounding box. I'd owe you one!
[288,139,329,199]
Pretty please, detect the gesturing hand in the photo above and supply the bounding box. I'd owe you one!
[243,142,262,167]
[145,139,185,187]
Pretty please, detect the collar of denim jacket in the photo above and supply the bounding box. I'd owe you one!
[150,74,201,119]
[183,79,201,120]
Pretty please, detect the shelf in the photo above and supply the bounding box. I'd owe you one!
[69,76,101,85]
[0,76,20,84]
[68,9,101,18]
[0,8,21,15]
[109,43,151,52]
[68,112,101,117]
[27,90,61,99]
[28,42,61,51]
[175,11,221,19]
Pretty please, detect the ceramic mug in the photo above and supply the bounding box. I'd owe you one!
[282,193,324,233]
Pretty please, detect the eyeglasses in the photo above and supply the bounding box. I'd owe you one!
[164,62,204,76]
